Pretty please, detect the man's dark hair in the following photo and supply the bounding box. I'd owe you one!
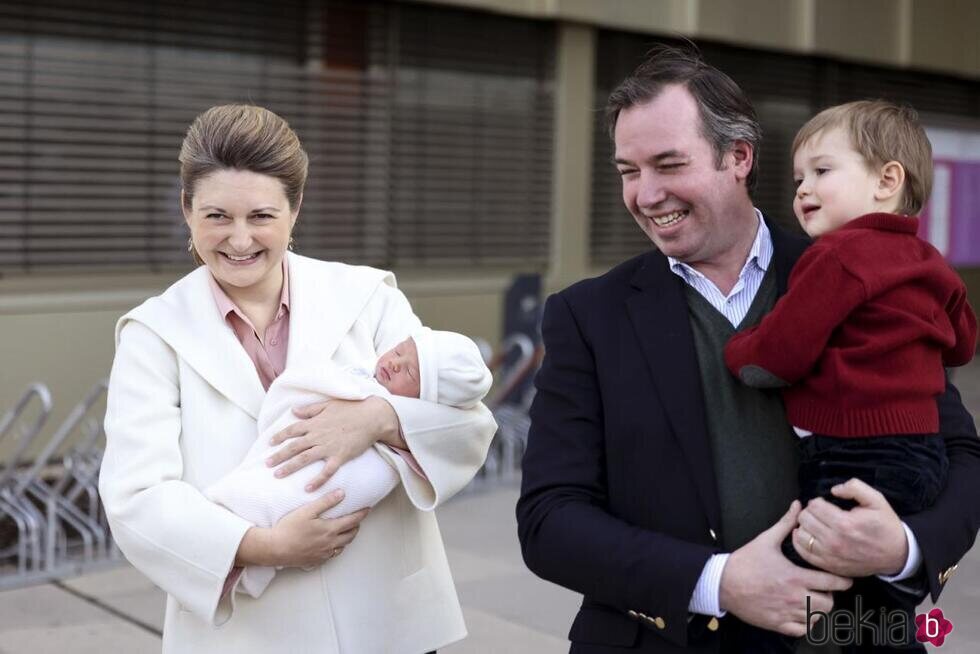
[605,43,762,193]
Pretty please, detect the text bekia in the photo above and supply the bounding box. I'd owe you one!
[805,595,908,647]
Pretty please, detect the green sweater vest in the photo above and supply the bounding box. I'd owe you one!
[684,269,800,551]
[685,269,839,654]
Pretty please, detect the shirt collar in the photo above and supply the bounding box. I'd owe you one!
[208,258,291,323]
[667,208,772,281]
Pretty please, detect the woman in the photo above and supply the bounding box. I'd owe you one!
[99,105,497,654]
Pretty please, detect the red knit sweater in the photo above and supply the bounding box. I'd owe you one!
[725,213,977,437]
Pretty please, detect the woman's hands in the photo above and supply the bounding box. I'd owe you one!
[265,396,404,491]
[236,490,369,568]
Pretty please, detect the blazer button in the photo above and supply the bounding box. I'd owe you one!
[707,617,719,632]
[939,564,958,585]
[709,529,718,542]
[654,616,666,629]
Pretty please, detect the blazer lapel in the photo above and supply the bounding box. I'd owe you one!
[625,252,722,530]
[122,266,266,420]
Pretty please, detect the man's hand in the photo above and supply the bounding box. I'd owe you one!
[720,501,853,637]
[792,478,908,577]
[265,396,401,490]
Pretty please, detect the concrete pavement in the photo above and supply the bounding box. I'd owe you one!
[0,482,579,654]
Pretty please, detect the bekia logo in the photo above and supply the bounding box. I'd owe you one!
[805,596,954,648]
[915,608,953,647]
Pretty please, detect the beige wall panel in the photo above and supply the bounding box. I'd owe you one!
[0,309,118,461]
[549,23,596,291]
[551,0,694,33]
[813,0,903,65]
[698,0,809,52]
[399,0,695,33]
[407,288,504,345]
[403,0,976,77]
[395,0,546,19]
[388,270,512,345]
[909,0,980,78]
[1,275,172,461]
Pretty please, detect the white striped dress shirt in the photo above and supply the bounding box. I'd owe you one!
[666,210,772,329]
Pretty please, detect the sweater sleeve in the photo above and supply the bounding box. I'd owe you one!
[724,245,868,387]
[941,284,978,367]
[363,280,497,511]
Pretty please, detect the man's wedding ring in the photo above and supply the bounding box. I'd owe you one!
[807,535,815,552]
[330,548,342,558]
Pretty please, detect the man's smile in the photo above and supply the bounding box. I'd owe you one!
[648,209,689,227]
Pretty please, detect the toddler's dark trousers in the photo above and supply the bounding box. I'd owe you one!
[745,433,947,653]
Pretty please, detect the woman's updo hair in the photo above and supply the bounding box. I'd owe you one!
[179,104,308,211]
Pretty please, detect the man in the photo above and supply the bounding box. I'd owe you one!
[516,45,980,653]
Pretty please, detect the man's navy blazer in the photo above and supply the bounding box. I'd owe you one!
[516,220,980,653]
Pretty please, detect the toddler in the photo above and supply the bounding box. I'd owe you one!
[725,100,976,652]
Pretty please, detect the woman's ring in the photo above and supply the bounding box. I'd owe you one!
[807,535,816,552]
[331,547,342,558]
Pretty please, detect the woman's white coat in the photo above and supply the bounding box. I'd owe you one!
[99,253,497,653]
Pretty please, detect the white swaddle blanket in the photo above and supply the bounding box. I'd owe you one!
[205,360,400,598]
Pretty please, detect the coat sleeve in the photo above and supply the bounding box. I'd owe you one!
[361,280,497,511]
[724,245,867,387]
[905,375,980,601]
[516,292,716,649]
[99,320,253,626]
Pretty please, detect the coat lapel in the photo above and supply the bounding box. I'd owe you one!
[120,266,266,420]
[625,252,721,529]
[282,253,392,369]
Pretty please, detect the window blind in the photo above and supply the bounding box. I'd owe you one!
[0,0,555,272]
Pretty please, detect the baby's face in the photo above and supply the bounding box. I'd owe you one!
[375,337,421,398]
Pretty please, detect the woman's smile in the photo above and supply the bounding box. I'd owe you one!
[219,250,264,265]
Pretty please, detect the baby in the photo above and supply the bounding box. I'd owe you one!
[206,326,492,597]
[724,100,976,652]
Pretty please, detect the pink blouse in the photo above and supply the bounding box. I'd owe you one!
[207,265,290,391]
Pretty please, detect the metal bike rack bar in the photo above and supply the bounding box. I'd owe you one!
[0,384,54,584]
[1,380,122,590]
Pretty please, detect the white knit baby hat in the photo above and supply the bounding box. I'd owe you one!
[411,327,492,409]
